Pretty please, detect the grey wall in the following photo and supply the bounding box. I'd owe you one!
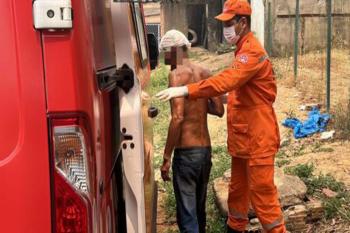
[267,0,350,56]
[161,1,188,37]
[161,0,223,52]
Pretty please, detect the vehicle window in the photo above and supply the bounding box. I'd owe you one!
[131,3,148,67]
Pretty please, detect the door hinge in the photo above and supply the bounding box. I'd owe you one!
[96,64,135,93]
[115,64,134,94]
[33,0,73,30]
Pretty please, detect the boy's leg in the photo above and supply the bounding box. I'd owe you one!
[172,152,200,233]
[196,148,212,233]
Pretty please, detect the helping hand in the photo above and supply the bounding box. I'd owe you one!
[155,86,188,101]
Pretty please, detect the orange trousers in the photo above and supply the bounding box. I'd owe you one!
[227,156,286,233]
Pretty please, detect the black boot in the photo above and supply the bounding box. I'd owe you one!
[227,225,242,233]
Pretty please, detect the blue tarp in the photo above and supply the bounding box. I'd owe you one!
[282,109,330,139]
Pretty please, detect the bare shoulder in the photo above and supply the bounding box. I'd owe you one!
[169,66,193,87]
[191,63,211,80]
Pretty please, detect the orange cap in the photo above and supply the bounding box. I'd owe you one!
[215,0,252,22]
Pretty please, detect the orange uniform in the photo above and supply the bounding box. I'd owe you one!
[187,32,286,232]
[188,32,280,159]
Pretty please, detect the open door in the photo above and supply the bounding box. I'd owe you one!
[111,2,147,233]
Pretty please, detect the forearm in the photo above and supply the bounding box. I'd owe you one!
[187,58,262,100]
[163,119,183,160]
[187,69,241,99]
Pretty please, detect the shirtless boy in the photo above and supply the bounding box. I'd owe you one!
[159,30,224,233]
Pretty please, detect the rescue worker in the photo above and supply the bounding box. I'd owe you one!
[159,30,224,233]
[156,0,287,232]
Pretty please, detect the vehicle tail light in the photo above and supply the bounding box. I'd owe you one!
[49,116,91,233]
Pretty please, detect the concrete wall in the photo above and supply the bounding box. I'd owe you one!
[144,3,160,24]
[160,0,223,52]
[207,1,224,51]
[268,0,350,56]
[160,2,188,38]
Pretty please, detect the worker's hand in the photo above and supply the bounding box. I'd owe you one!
[156,86,189,101]
[160,158,171,182]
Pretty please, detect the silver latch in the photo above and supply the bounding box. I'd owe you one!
[33,0,72,30]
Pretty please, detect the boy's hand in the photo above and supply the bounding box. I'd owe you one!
[161,158,172,182]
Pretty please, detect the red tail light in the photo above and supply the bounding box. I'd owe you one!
[49,115,91,233]
[55,172,88,233]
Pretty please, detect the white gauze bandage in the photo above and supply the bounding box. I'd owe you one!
[159,29,191,52]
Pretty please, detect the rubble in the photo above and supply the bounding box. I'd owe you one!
[213,169,324,232]
[306,200,324,221]
[284,205,308,232]
[275,168,307,207]
[322,188,338,198]
[246,218,262,232]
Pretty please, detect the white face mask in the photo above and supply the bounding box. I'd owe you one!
[223,25,240,45]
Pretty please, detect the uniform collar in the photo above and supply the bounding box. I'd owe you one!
[235,31,253,55]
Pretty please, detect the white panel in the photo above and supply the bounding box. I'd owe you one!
[110,2,146,233]
[251,0,265,46]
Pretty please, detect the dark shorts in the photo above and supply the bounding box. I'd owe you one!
[172,147,212,233]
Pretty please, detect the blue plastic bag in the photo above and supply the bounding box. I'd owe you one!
[282,109,330,139]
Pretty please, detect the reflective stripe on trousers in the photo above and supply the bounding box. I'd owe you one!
[262,216,284,231]
[228,208,248,220]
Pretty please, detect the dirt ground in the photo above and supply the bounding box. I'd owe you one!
[155,47,350,232]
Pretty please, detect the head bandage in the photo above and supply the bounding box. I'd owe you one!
[159,29,191,52]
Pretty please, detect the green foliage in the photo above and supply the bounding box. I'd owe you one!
[276,159,291,167]
[210,145,231,182]
[150,63,169,96]
[285,163,345,195]
[308,174,345,195]
[206,145,230,233]
[284,163,314,181]
[323,193,350,221]
[150,63,171,150]
[276,150,288,158]
[163,181,177,220]
[206,186,227,233]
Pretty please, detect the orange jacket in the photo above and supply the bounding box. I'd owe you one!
[187,32,280,159]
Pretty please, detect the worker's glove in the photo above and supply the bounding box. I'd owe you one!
[155,86,188,101]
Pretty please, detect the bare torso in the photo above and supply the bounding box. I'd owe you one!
[171,63,211,148]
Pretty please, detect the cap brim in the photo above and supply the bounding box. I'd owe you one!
[215,12,235,21]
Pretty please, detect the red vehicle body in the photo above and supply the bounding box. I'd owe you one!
[0,0,158,232]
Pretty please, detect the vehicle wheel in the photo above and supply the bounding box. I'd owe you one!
[188,28,198,45]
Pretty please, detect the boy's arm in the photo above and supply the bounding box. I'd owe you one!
[161,72,185,181]
[202,69,225,117]
[208,97,224,117]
